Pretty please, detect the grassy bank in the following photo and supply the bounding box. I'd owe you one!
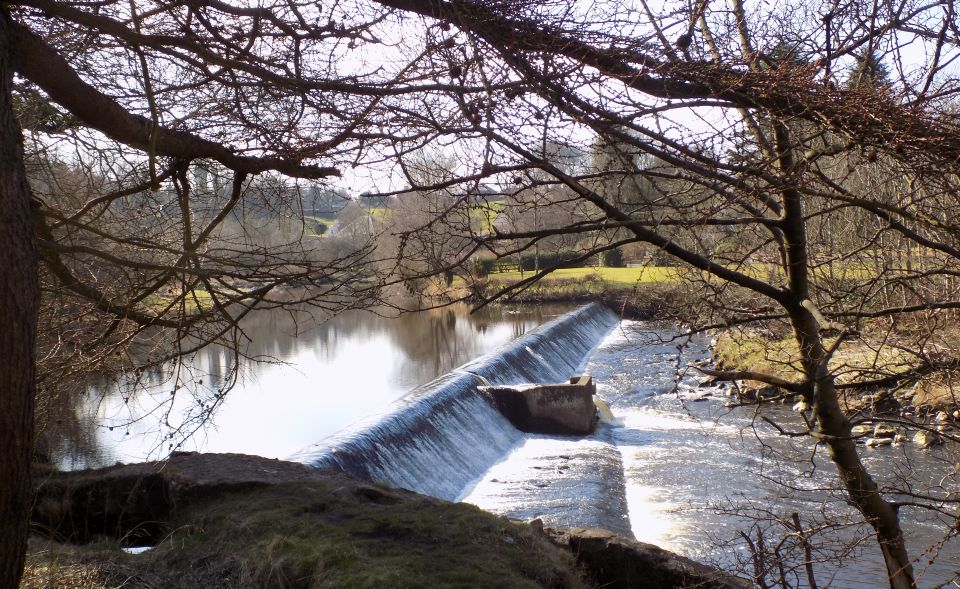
[469,266,697,320]
[711,327,960,413]
[26,453,748,589]
[487,266,680,288]
[25,479,589,589]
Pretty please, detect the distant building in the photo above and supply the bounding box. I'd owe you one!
[305,184,351,216]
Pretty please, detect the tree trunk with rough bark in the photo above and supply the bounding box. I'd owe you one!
[791,307,915,588]
[0,8,39,588]
[775,120,915,589]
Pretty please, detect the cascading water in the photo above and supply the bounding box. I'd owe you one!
[459,424,633,537]
[580,320,960,588]
[289,303,620,504]
[291,308,959,587]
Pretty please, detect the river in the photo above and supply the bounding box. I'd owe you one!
[464,318,960,588]
[65,305,959,587]
[596,322,960,588]
[64,303,574,468]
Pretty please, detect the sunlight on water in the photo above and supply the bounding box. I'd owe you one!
[462,434,631,536]
[69,304,570,468]
[624,483,690,552]
[582,320,960,588]
[463,436,598,504]
[95,335,407,461]
[618,407,707,432]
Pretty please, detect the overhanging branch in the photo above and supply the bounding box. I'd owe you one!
[9,21,339,179]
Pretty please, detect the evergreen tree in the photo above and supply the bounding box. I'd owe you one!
[846,51,891,89]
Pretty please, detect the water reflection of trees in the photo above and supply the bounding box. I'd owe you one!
[199,303,561,384]
[382,305,562,382]
[56,303,569,466]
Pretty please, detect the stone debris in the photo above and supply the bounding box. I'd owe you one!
[913,430,944,448]
[872,423,898,439]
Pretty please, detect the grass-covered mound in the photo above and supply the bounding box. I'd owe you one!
[26,460,591,589]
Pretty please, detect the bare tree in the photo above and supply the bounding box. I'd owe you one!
[0,0,468,584]
[5,0,960,587]
[352,0,960,587]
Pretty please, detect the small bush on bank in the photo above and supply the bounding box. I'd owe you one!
[518,250,585,272]
[601,248,625,268]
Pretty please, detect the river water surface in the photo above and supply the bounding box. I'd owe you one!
[67,306,959,588]
[464,319,960,588]
[68,304,573,468]
[592,322,959,588]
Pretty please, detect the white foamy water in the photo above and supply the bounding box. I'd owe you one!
[581,320,960,589]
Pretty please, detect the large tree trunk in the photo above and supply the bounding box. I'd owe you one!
[0,8,39,589]
[814,373,915,589]
[773,119,915,589]
[789,304,915,588]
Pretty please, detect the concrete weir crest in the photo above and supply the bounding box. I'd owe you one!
[288,303,620,501]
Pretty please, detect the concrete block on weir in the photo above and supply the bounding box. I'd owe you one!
[485,375,597,436]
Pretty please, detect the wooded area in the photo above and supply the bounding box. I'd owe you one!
[3,0,960,586]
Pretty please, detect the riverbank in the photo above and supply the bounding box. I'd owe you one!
[465,272,698,322]
[710,325,960,416]
[467,271,960,417]
[25,453,747,589]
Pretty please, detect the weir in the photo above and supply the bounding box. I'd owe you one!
[289,303,619,502]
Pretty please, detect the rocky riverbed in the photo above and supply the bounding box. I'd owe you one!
[706,326,960,450]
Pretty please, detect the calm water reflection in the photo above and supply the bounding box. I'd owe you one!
[68,304,572,468]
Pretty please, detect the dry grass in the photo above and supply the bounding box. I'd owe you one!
[712,326,960,411]
[21,541,114,589]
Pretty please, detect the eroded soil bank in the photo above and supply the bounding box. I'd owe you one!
[26,453,747,589]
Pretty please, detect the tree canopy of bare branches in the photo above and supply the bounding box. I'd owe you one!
[4,0,960,586]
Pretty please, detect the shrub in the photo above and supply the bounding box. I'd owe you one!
[519,250,584,271]
[472,256,497,276]
[601,247,625,267]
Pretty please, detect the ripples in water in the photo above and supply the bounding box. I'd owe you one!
[469,319,958,588]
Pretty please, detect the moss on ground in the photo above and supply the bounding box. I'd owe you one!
[23,480,592,589]
[711,329,803,385]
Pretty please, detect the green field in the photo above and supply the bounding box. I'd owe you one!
[364,206,393,222]
[489,266,679,286]
[468,200,506,234]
